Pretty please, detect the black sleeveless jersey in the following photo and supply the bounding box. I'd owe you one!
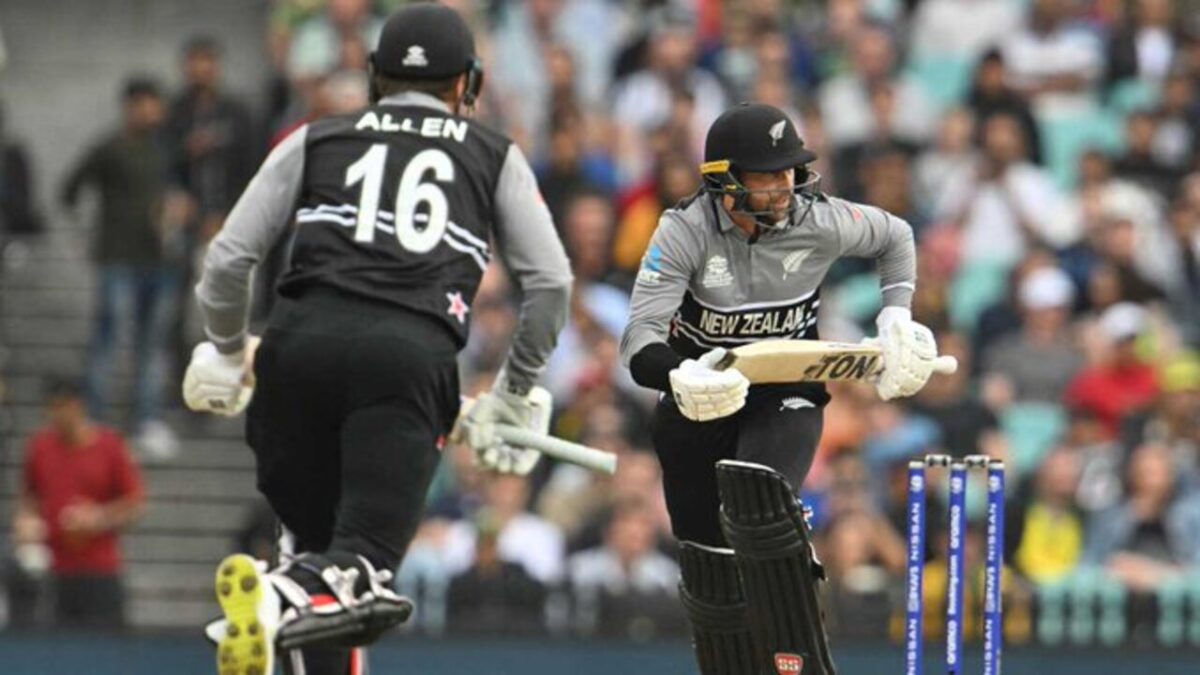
[277,105,511,345]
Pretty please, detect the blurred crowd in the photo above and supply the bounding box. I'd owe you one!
[2,0,1199,645]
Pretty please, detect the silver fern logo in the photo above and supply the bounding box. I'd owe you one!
[779,396,814,411]
[782,249,812,279]
[768,120,787,146]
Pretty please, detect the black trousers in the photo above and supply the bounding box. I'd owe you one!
[247,289,459,572]
[652,386,824,547]
[246,289,460,675]
[53,573,125,630]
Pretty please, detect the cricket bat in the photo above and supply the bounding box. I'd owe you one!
[713,339,958,384]
[457,391,619,475]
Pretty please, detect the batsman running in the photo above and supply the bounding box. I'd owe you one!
[620,102,950,675]
[182,4,572,674]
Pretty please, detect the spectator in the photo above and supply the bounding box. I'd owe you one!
[0,99,43,241]
[165,37,258,380]
[459,270,518,379]
[711,9,760,101]
[909,333,1003,457]
[612,153,698,276]
[1163,199,1200,343]
[1122,354,1200,482]
[61,77,184,459]
[490,0,630,153]
[803,0,871,83]
[1003,0,1104,121]
[286,0,383,81]
[536,113,616,227]
[1013,447,1085,583]
[1052,149,1164,289]
[1152,71,1199,171]
[1113,110,1183,200]
[443,474,566,585]
[166,36,257,243]
[1069,406,1126,513]
[983,266,1085,405]
[560,448,670,553]
[860,400,942,482]
[1084,442,1200,591]
[1104,0,1184,86]
[816,453,907,586]
[1094,215,1169,303]
[446,511,547,636]
[568,502,679,635]
[832,83,923,201]
[536,431,628,545]
[915,107,977,217]
[817,24,935,152]
[908,0,1022,69]
[12,379,145,629]
[935,112,1066,266]
[856,145,926,232]
[1066,302,1160,437]
[611,6,728,184]
[488,0,567,154]
[561,190,618,285]
[964,48,1043,166]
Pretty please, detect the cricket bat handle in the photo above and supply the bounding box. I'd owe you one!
[494,425,618,475]
[933,355,959,375]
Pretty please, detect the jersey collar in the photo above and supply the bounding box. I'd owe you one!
[708,194,739,233]
[378,91,452,113]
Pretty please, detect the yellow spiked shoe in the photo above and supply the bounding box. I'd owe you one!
[215,554,280,675]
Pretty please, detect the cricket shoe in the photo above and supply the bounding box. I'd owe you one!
[274,555,414,651]
[213,554,279,675]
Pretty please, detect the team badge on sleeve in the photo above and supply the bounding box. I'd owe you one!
[637,244,664,285]
[446,291,470,323]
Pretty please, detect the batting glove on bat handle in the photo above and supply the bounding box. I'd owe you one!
[670,348,750,422]
[453,387,552,475]
[182,342,252,416]
[864,336,957,375]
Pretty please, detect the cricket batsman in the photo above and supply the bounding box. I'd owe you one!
[182,4,572,674]
[619,102,946,674]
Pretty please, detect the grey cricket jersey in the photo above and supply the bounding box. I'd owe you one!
[620,192,916,393]
[195,91,572,395]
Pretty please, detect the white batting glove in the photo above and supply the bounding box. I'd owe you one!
[872,307,939,400]
[669,348,750,422]
[453,386,552,475]
[182,342,252,416]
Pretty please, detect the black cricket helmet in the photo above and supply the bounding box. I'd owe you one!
[369,2,484,108]
[701,102,820,229]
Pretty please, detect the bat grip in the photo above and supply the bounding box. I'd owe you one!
[494,425,618,475]
[933,355,959,375]
[711,350,737,372]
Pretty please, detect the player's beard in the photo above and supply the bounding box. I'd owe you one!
[748,192,795,230]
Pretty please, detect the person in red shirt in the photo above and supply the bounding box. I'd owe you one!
[1066,303,1160,437]
[13,379,145,629]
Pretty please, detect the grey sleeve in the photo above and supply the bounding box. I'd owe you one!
[619,212,701,366]
[492,144,574,395]
[195,125,307,354]
[829,199,917,308]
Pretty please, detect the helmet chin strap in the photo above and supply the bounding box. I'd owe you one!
[739,196,806,231]
[733,170,822,231]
